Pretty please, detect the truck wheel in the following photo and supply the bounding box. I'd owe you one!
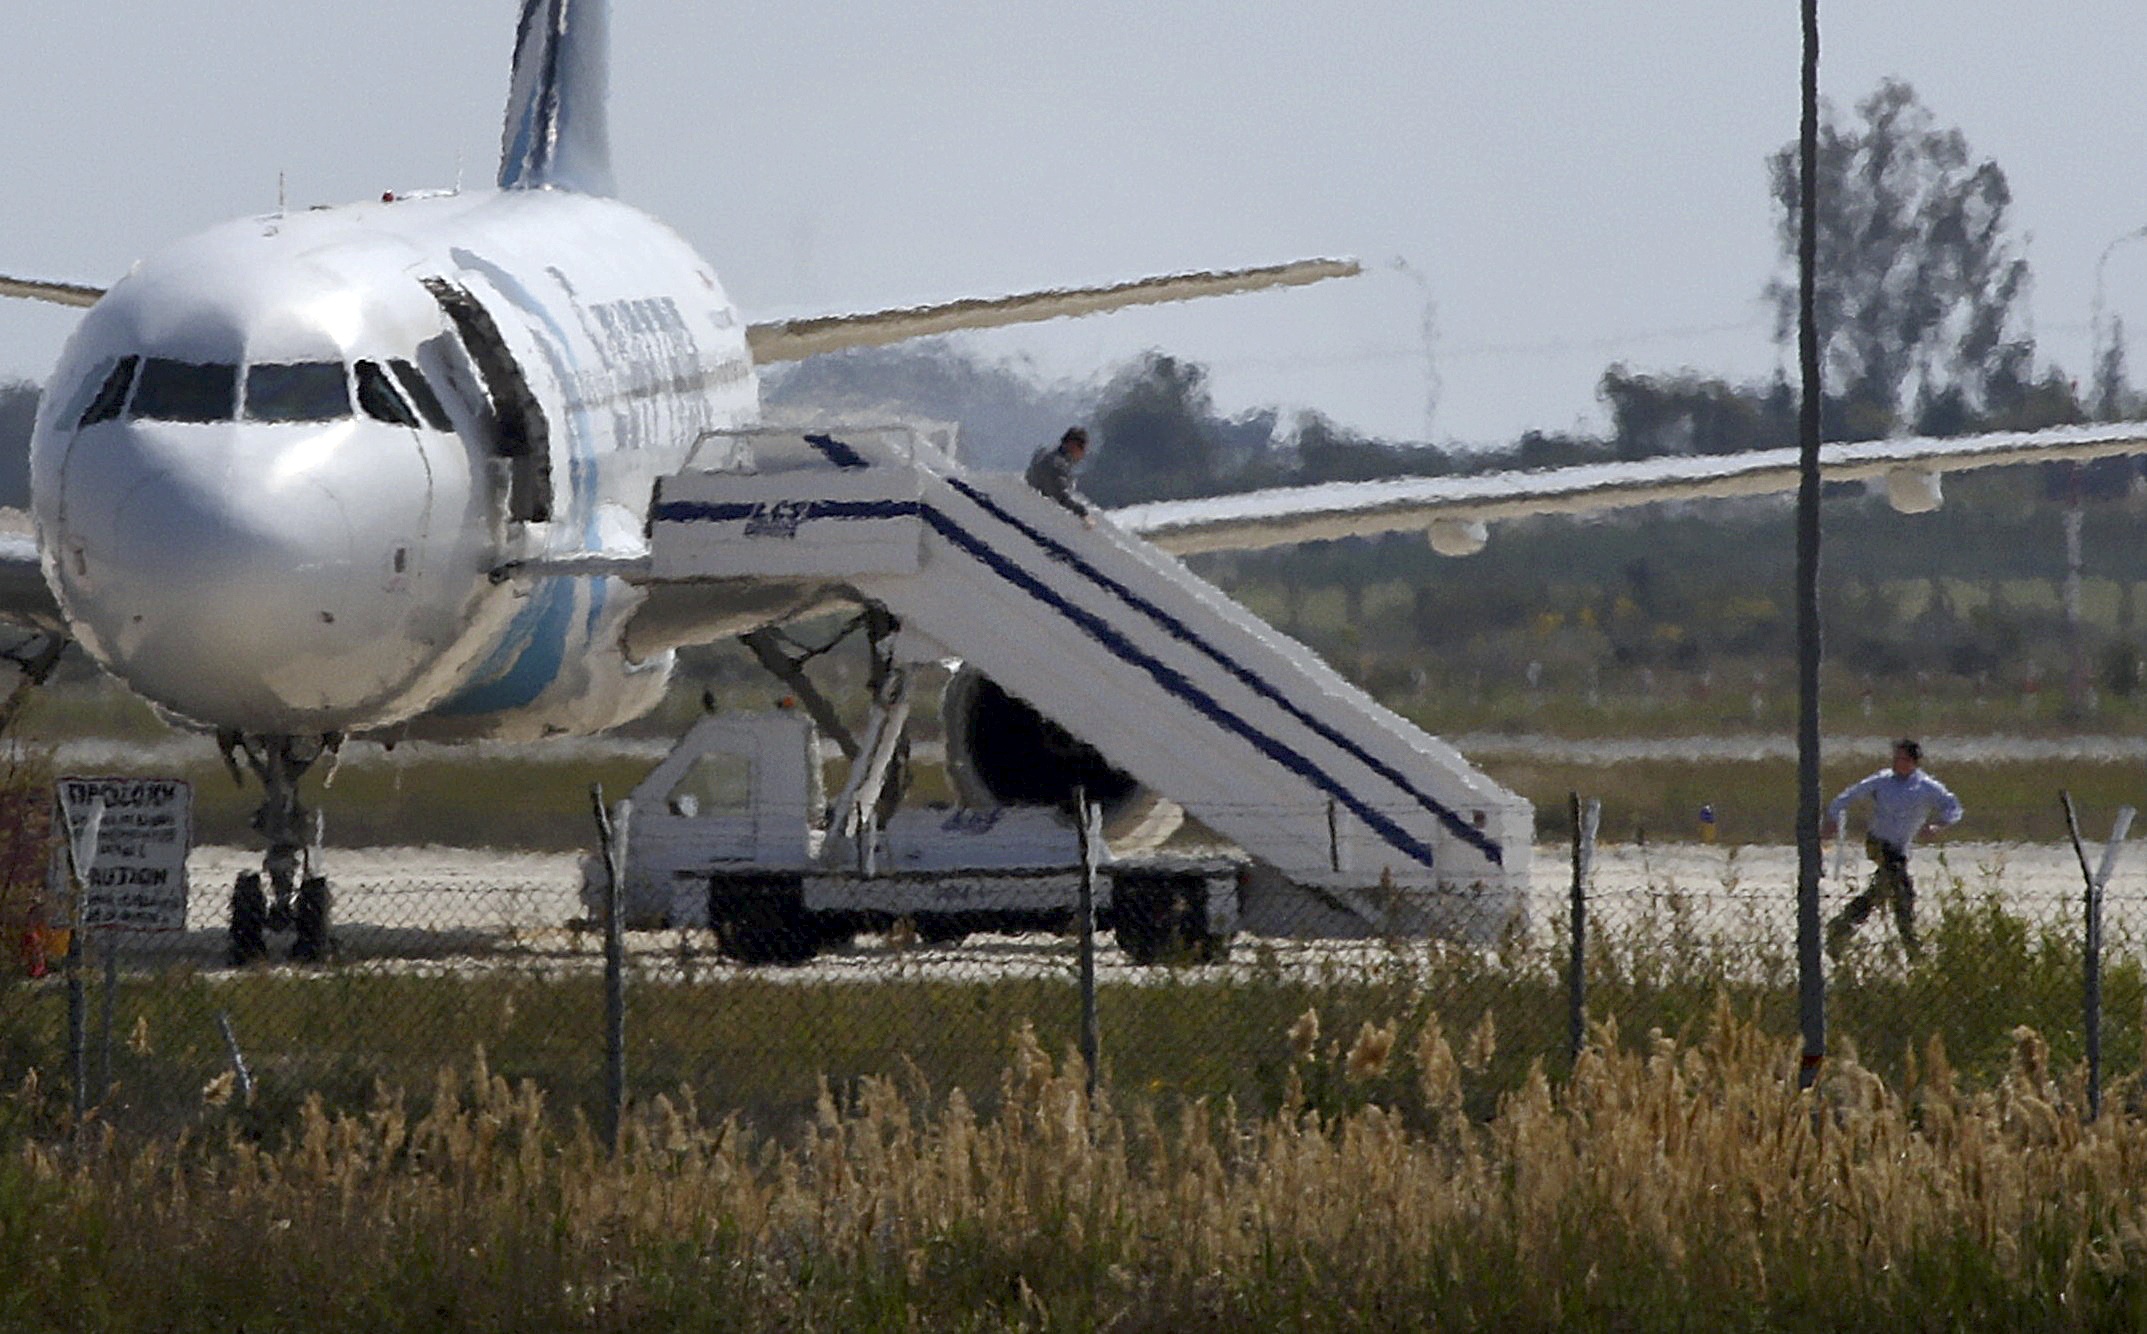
[227,871,268,967]
[916,915,969,946]
[1112,874,1226,966]
[712,876,817,966]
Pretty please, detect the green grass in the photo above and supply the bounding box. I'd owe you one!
[1,871,2128,1147]
[1496,755,2146,845]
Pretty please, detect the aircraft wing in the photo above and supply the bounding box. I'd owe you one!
[0,274,104,309]
[1108,422,2147,556]
[8,257,1360,352]
[744,258,1358,363]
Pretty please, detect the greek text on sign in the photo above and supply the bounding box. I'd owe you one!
[59,777,192,932]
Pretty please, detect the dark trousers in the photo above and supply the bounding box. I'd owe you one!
[1828,835,1920,957]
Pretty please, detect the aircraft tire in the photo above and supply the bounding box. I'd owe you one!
[227,872,268,967]
[290,876,331,964]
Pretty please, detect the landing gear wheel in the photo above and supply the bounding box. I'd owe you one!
[223,732,337,963]
[711,876,818,966]
[1112,873,1227,966]
[290,875,331,964]
[228,871,268,967]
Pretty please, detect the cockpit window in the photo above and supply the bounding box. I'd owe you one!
[388,359,453,432]
[76,356,140,428]
[245,362,350,423]
[131,358,239,423]
[355,360,419,428]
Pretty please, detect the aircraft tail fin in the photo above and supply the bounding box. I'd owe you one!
[499,0,615,196]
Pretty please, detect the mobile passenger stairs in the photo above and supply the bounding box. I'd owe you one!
[616,424,1532,959]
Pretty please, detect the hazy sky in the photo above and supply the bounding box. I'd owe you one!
[4,3,2146,449]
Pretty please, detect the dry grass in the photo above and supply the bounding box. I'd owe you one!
[6,1007,2147,1330]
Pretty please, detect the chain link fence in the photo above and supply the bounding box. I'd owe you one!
[4,786,2144,1140]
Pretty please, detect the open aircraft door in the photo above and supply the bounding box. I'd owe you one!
[418,275,554,526]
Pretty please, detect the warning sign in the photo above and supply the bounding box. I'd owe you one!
[58,777,191,932]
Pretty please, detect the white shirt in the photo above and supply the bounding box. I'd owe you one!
[1827,767,1963,850]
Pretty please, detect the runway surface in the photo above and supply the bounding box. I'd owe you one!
[71,838,2135,983]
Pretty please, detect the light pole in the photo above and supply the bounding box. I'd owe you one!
[1795,0,1824,1091]
[2090,225,2147,419]
[1390,256,1441,443]
[2068,225,2147,716]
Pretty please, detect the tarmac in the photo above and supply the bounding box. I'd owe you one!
[44,838,2127,982]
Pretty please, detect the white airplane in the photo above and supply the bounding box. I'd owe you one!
[4,0,2145,961]
[0,2,1364,958]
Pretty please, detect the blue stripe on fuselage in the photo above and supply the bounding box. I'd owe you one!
[433,576,580,716]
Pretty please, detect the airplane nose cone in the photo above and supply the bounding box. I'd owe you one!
[57,421,439,730]
[107,470,355,700]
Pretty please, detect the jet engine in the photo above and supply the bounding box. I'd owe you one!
[940,667,1182,849]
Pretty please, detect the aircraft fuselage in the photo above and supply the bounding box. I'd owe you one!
[30,189,759,739]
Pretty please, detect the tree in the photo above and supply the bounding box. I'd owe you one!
[1290,412,1452,484]
[1504,429,1607,472]
[2092,314,2147,422]
[1766,79,2033,437]
[761,342,1088,472]
[1599,366,1795,458]
[1084,353,1228,505]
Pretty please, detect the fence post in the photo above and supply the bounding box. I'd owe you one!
[61,796,104,1123]
[1568,793,1599,1066]
[98,934,119,1104]
[2092,806,2135,1124]
[1075,788,1100,1102]
[591,784,627,1153]
[53,836,84,1122]
[2062,791,2135,1122]
[66,926,85,1123]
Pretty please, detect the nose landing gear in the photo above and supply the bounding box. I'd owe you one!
[220,732,338,966]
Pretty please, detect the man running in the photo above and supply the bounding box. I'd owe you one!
[1821,738,1963,960]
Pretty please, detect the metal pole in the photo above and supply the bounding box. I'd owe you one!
[2093,806,2135,1116]
[2064,468,2088,716]
[2091,225,2147,419]
[1390,256,1441,442]
[1793,0,1827,1092]
[66,924,85,1122]
[1568,793,1599,1065]
[98,933,118,1104]
[2061,791,2098,1117]
[591,784,626,1152]
[54,835,85,1122]
[1075,788,1100,1102]
[2063,794,2135,1121]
